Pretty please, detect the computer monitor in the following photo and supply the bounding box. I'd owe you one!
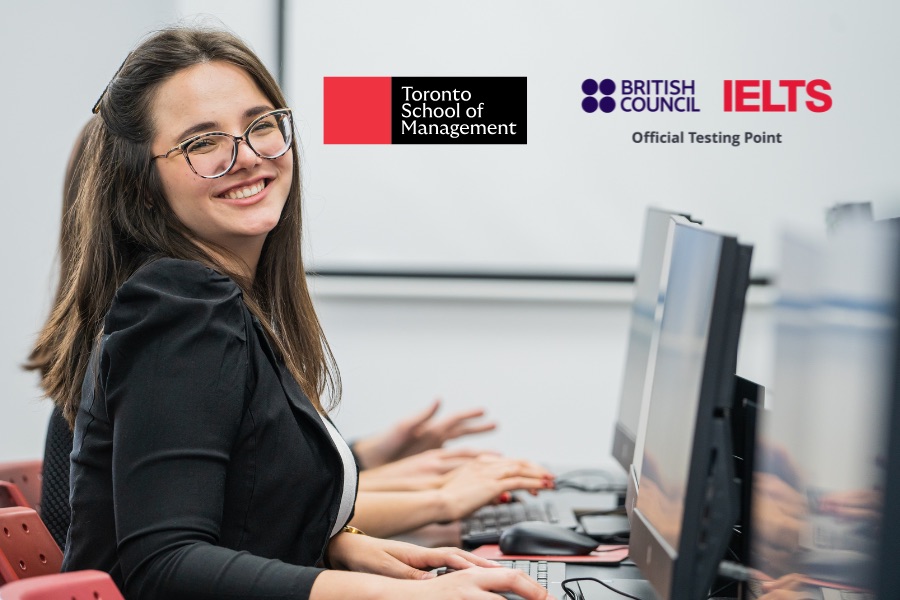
[612,208,701,476]
[745,232,821,588]
[876,222,900,599]
[747,224,898,598]
[629,221,752,600]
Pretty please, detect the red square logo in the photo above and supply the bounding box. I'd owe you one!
[323,77,392,144]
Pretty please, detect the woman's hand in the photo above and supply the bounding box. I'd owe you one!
[818,488,882,520]
[416,566,553,599]
[312,562,554,600]
[360,448,494,491]
[350,454,555,537]
[326,533,494,578]
[756,573,818,600]
[352,399,497,469]
[325,534,553,599]
[436,455,555,521]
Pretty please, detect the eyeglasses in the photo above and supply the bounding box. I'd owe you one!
[151,108,294,179]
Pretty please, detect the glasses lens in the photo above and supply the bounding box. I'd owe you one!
[185,134,235,178]
[248,111,293,159]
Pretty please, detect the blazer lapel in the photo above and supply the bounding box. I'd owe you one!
[250,316,330,437]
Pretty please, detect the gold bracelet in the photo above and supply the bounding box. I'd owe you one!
[341,525,366,535]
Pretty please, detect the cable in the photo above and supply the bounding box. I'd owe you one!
[707,582,735,599]
[561,577,646,600]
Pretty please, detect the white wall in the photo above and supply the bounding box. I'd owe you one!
[314,278,774,468]
[0,2,775,472]
[0,0,276,460]
[2,1,176,460]
[285,0,900,277]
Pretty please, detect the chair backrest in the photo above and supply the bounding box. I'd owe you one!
[39,409,73,551]
[0,485,29,512]
[0,464,42,514]
[0,570,123,600]
[0,508,62,583]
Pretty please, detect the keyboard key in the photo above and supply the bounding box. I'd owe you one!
[461,501,554,548]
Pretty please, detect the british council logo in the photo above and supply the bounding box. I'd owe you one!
[582,78,616,113]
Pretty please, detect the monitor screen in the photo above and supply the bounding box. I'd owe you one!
[876,221,900,600]
[612,207,699,475]
[747,233,821,583]
[749,225,898,597]
[630,221,752,600]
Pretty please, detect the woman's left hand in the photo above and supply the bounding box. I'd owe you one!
[325,532,498,579]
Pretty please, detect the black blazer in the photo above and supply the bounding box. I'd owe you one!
[63,258,353,600]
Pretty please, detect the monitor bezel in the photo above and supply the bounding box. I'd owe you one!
[630,223,752,600]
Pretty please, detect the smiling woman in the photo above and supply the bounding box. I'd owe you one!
[26,26,549,600]
[150,62,294,275]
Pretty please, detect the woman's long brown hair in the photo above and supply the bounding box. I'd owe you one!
[28,27,340,427]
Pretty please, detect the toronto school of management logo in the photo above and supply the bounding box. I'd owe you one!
[581,78,832,114]
[323,76,527,144]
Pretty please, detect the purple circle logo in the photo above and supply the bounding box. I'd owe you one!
[582,78,616,113]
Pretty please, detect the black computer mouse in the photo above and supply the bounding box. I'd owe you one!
[498,521,599,556]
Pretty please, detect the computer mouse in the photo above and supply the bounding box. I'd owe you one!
[498,521,599,556]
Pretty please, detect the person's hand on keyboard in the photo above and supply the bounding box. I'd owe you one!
[431,565,555,599]
[437,455,555,521]
[751,472,806,575]
[754,572,827,600]
[327,534,554,599]
[817,488,881,521]
[360,448,496,491]
[350,455,554,537]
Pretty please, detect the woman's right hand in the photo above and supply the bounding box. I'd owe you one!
[314,545,554,599]
[312,564,554,600]
[414,566,554,599]
[437,455,555,521]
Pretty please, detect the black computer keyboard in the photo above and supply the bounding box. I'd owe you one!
[460,500,560,548]
[496,560,566,599]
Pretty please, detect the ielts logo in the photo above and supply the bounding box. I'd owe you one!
[723,79,832,112]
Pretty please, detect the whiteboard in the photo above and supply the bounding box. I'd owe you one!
[283,0,900,277]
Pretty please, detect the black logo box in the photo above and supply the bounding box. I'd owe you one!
[391,77,527,144]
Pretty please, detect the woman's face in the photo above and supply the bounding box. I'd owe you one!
[150,61,293,260]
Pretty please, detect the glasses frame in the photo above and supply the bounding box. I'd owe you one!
[150,108,294,179]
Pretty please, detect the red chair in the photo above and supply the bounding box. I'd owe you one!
[0,508,62,584]
[0,463,42,514]
[0,485,28,511]
[0,570,123,600]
